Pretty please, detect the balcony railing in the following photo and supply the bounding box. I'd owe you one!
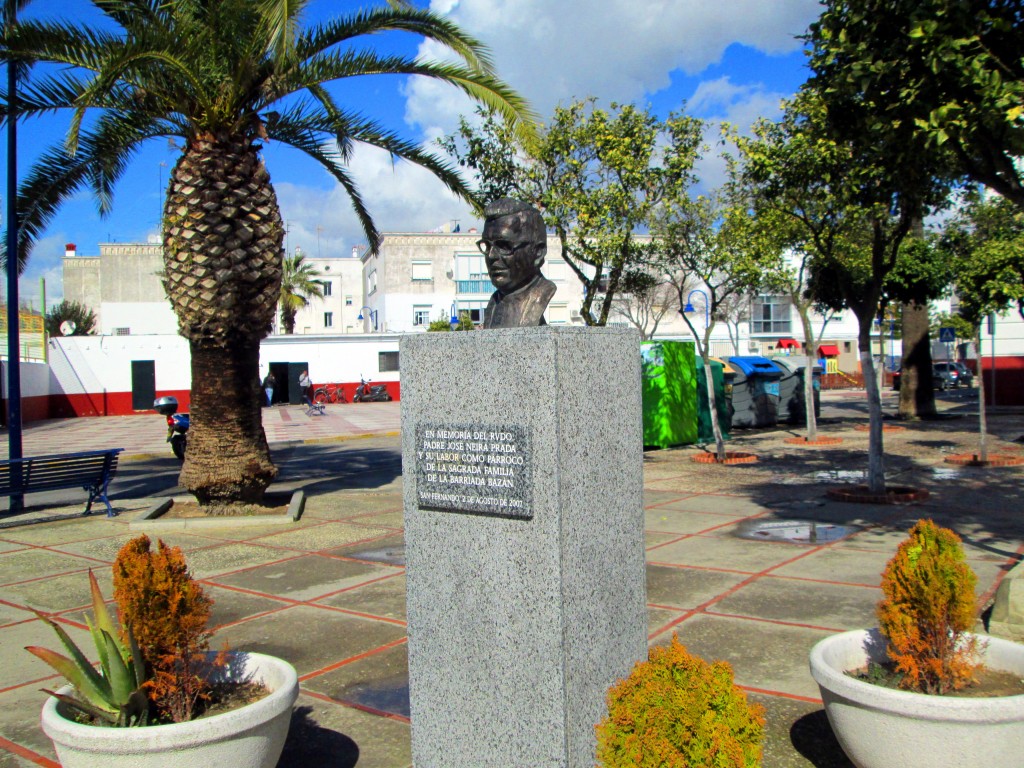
[456,279,493,294]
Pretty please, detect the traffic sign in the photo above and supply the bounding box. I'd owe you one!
[938,327,956,343]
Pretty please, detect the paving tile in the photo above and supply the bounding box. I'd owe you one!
[0,516,125,546]
[0,684,60,765]
[0,540,28,554]
[0,617,95,690]
[646,564,750,610]
[1,568,116,614]
[176,541,297,579]
[769,546,892,587]
[317,573,407,622]
[51,530,214,563]
[211,604,407,678]
[205,584,292,629]
[0,601,35,628]
[713,577,881,631]
[654,494,771,517]
[326,533,406,566]
[666,613,830,700]
[303,642,410,719]
[645,508,746,535]
[0,550,97,586]
[212,554,399,603]
[649,534,811,574]
[254,522,395,552]
[749,693,854,768]
[276,693,411,768]
[647,605,684,637]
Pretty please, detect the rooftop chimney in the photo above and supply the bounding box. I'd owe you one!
[352,246,360,258]
[65,243,77,258]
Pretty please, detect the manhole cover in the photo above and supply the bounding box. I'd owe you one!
[735,519,861,544]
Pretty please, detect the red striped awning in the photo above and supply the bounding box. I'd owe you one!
[777,338,800,349]
[819,344,840,357]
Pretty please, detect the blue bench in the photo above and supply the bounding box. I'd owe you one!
[0,448,124,517]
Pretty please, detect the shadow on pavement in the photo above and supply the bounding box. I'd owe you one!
[278,706,360,768]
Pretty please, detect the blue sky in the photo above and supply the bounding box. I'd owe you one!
[2,0,822,311]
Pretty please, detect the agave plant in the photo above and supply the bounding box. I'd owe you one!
[25,571,149,727]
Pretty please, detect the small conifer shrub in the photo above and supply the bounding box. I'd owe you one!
[877,519,981,694]
[112,534,217,722]
[596,635,765,767]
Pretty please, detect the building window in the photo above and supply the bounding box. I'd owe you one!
[379,351,399,372]
[413,306,432,326]
[114,327,130,336]
[751,295,791,334]
[324,312,334,328]
[368,270,377,295]
[319,280,333,296]
[547,303,569,324]
[345,295,353,306]
[844,341,852,353]
[411,261,433,281]
[546,260,568,282]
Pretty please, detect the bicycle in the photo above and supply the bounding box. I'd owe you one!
[312,383,347,405]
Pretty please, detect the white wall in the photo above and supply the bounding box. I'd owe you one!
[100,302,178,335]
[50,335,191,396]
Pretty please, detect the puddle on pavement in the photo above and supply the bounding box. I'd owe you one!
[343,544,406,566]
[813,470,866,483]
[930,467,962,481]
[735,519,861,545]
[342,675,410,719]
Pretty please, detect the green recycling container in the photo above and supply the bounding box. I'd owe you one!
[696,357,732,443]
[641,341,698,448]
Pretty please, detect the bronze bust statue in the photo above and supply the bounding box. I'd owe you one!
[479,198,556,328]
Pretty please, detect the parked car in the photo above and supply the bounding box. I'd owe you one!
[892,363,961,391]
[952,361,974,388]
[932,362,960,390]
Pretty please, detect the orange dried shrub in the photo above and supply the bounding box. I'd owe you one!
[877,519,981,694]
[596,635,765,767]
[112,534,217,722]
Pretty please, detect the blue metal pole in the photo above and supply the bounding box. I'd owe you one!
[6,23,24,513]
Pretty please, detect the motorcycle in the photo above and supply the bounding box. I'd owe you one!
[153,396,189,460]
[353,376,392,402]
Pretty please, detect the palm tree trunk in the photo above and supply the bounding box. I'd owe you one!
[181,337,276,504]
[163,132,284,505]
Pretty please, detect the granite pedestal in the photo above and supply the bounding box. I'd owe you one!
[401,326,647,767]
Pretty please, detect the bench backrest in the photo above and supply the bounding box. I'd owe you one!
[0,449,122,494]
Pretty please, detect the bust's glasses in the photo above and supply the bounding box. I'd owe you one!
[476,238,530,257]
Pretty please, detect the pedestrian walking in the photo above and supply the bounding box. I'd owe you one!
[298,369,312,407]
[262,371,276,407]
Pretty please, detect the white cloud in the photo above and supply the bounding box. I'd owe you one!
[404,0,820,133]
[275,143,477,255]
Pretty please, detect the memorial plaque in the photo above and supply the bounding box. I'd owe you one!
[415,423,532,518]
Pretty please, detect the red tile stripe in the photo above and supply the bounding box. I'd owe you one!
[0,736,60,767]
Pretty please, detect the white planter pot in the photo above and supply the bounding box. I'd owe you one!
[809,628,1024,768]
[41,652,298,768]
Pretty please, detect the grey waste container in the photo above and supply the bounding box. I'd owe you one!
[726,356,783,428]
[769,356,822,424]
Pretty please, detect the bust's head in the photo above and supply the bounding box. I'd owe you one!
[479,198,547,294]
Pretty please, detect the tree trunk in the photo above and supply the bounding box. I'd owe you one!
[798,308,818,441]
[163,132,284,506]
[976,328,988,462]
[860,323,886,493]
[180,337,276,504]
[898,300,936,419]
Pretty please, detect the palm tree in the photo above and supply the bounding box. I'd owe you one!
[278,252,323,334]
[2,0,534,507]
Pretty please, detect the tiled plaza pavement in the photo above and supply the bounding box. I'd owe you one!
[0,391,1022,767]
[0,401,400,460]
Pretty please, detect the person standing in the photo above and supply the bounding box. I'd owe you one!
[262,371,276,407]
[298,369,312,407]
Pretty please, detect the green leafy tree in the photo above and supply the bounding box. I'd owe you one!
[3,0,533,507]
[427,311,474,331]
[278,252,323,334]
[654,164,776,461]
[45,299,97,336]
[442,101,703,325]
[938,188,1024,459]
[807,0,1024,209]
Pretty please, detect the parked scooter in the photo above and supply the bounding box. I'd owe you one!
[353,376,392,402]
[153,396,189,460]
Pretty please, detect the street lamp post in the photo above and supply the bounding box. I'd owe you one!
[357,306,378,332]
[682,289,709,328]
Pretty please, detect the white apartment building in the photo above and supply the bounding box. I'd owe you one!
[276,247,365,335]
